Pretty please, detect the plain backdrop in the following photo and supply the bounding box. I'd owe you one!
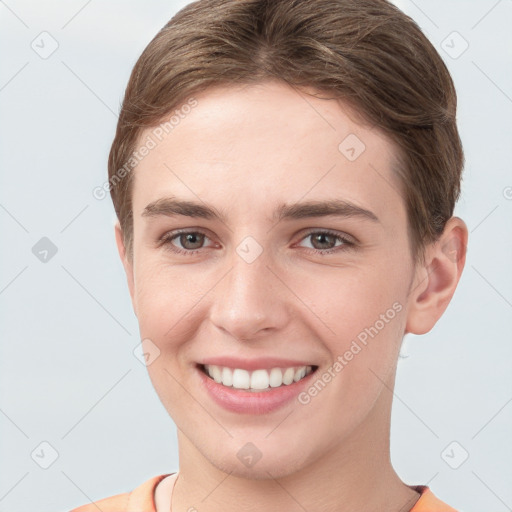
[0,1,511,511]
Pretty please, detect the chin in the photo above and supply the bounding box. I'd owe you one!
[200,436,314,481]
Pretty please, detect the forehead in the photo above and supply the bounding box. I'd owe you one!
[131,80,405,225]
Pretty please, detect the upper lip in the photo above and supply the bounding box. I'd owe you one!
[198,357,318,371]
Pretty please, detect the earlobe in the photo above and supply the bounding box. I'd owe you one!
[405,217,468,335]
[114,221,137,316]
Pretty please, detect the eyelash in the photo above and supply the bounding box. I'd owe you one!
[158,229,355,256]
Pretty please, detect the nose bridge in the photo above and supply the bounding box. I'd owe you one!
[209,240,288,340]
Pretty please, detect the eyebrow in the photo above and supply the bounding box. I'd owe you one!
[141,197,379,224]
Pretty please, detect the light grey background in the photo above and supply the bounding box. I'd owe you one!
[0,1,511,511]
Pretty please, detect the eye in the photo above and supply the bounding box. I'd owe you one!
[297,230,355,254]
[158,228,356,257]
[159,229,215,255]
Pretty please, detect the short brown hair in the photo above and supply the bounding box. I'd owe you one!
[108,0,463,264]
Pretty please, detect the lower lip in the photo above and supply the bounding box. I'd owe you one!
[197,366,316,414]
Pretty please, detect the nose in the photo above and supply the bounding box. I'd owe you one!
[208,246,290,342]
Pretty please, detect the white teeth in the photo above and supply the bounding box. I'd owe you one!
[282,367,295,385]
[250,369,270,390]
[210,365,222,383]
[221,366,233,387]
[204,364,314,391]
[293,367,306,382]
[232,369,250,389]
[269,368,283,387]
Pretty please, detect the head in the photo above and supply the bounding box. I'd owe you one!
[110,0,467,479]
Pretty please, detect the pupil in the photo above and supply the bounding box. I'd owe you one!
[314,233,333,249]
[182,233,203,249]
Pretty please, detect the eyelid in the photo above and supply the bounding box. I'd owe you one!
[292,229,357,255]
[157,228,216,250]
[297,227,357,245]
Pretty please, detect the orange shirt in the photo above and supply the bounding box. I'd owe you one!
[69,473,459,511]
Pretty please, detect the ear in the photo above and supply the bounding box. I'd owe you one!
[114,221,137,317]
[405,216,468,335]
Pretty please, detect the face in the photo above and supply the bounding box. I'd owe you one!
[119,80,422,479]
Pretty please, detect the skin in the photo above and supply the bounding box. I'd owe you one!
[115,80,468,512]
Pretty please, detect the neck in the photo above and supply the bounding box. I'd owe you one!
[170,371,420,512]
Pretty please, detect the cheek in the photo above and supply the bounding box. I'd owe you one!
[292,262,406,340]
[290,261,408,398]
[131,256,231,403]
[132,262,207,418]
[132,260,207,349]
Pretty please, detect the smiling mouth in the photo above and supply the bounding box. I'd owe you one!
[199,364,318,392]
